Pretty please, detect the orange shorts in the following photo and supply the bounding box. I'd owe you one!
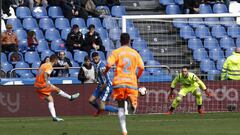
[112,88,138,108]
[35,85,57,100]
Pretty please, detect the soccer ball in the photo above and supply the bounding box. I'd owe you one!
[138,87,147,96]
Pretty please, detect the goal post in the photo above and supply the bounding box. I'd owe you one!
[120,13,240,114]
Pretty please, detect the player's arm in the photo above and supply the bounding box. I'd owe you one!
[137,54,144,80]
[168,75,179,100]
[104,51,116,75]
[221,59,228,80]
[193,75,213,97]
[44,69,59,91]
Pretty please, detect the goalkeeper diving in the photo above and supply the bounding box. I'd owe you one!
[166,66,213,115]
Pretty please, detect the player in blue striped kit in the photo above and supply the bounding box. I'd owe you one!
[89,52,118,116]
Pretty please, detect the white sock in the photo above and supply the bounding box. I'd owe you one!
[118,108,127,134]
[48,102,56,118]
[58,90,71,99]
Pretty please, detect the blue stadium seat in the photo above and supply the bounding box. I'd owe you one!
[227,25,240,38]
[8,52,24,64]
[65,51,73,61]
[15,61,31,75]
[200,59,216,72]
[41,50,54,60]
[175,0,183,5]
[132,38,148,51]
[109,28,121,41]
[96,27,108,39]
[236,38,240,47]
[15,29,27,40]
[45,28,61,41]
[22,18,38,30]
[48,6,64,18]
[159,0,174,5]
[220,17,236,27]
[61,28,71,40]
[16,7,32,19]
[1,62,13,74]
[193,48,208,62]
[87,17,102,28]
[115,40,121,48]
[111,6,126,17]
[55,17,70,30]
[199,4,212,14]
[103,38,115,51]
[32,6,48,18]
[188,37,203,50]
[37,39,49,52]
[173,18,188,28]
[146,60,161,74]
[51,39,66,52]
[166,4,181,14]
[213,3,228,13]
[220,36,235,50]
[211,25,227,38]
[204,17,219,27]
[18,39,28,52]
[103,17,118,30]
[80,28,89,35]
[1,53,8,63]
[204,37,220,50]
[31,28,45,40]
[31,61,41,75]
[70,61,80,77]
[209,48,225,61]
[7,18,22,30]
[127,27,140,40]
[25,51,40,64]
[225,47,235,57]
[216,58,225,70]
[208,70,220,80]
[74,51,88,63]
[90,51,105,60]
[139,49,154,62]
[71,18,86,28]
[195,25,211,39]
[180,25,195,39]
[188,18,204,28]
[39,18,54,30]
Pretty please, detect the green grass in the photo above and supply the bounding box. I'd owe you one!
[0,112,240,135]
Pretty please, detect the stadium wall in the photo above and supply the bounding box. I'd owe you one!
[0,81,239,117]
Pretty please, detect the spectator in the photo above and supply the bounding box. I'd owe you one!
[105,0,120,8]
[54,51,72,77]
[27,31,38,51]
[78,55,96,83]
[84,24,105,54]
[229,0,240,13]
[81,0,100,19]
[1,24,18,53]
[1,19,6,32]
[183,0,202,14]
[221,47,240,80]
[66,24,85,52]
[2,0,13,17]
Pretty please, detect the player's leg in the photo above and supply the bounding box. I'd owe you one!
[113,88,128,135]
[89,95,99,110]
[192,88,204,114]
[167,88,188,114]
[45,95,64,122]
[51,84,80,101]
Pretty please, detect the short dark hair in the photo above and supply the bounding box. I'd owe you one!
[91,52,99,58]
[182,66,188,70]
[88,24,95,30]
[84,56,91,61]
[50,54,58,62]
[72,24,79,29]
[120,33,130,45]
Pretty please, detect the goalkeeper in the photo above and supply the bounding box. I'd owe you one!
[166,66,213,115]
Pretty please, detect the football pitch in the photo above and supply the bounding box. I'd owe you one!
[0,112,240,135]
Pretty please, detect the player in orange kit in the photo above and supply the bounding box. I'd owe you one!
[34,54,80,122]
[104,33,145,135]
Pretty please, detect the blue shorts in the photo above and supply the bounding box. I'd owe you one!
[92,85,113,102]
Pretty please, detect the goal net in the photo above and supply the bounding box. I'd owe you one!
[118,13,240,114]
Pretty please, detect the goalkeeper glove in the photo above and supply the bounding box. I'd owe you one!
[205,89,214,97]
[168,88,175,100]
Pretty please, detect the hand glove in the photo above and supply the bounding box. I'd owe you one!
[205,89,214,97]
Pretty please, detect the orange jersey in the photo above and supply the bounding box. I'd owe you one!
[107,46,144,89]
[34,62,53,88]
